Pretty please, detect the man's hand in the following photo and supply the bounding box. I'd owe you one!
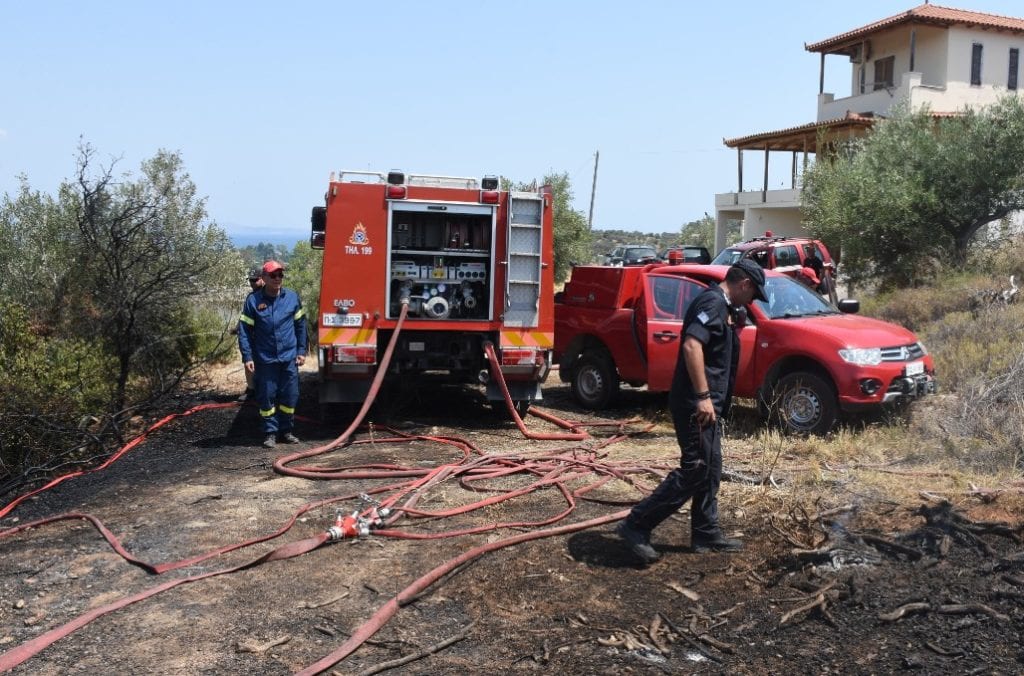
[695,397,716,426]
[296,355,306,367]
[245,360,255,374]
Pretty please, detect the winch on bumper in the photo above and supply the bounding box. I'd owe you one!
[882,371,938,403]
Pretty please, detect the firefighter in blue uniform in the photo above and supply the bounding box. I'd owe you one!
[237,260,307,448]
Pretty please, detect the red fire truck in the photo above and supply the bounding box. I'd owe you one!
[310,170,554,414]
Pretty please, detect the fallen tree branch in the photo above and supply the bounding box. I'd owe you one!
[779,593,826,626]
[354,621,475,676]
[935,603,1010,622]
[656,613,722,663]
[858,533,923,561]
[879,602,931,622]
[688,615,735,654]
[237,635,291,654]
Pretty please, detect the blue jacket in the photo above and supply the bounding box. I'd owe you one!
[238,287,307,364]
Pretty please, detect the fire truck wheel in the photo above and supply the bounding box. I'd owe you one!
[769,371,837,436]
[571,351,619,410]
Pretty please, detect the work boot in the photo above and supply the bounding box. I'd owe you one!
[616,520,661,564]
[279,432,300,444]
[262,434,277,449]
[237,388,255,403]
[691,535,744,553]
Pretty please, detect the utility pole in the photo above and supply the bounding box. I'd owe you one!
[588,150,599,230]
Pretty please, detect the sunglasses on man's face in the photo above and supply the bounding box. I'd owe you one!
[267,272,284,279]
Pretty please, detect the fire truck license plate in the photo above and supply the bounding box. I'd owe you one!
[322,313,363,327]
[904,361,924,376]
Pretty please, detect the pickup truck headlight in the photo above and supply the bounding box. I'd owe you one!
[838,347,883,366]
[916,341,928,356]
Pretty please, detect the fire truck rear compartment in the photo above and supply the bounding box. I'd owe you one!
[388,208,494,321]
[385,330,487,376]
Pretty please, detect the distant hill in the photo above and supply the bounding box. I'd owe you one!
[588,229,681,263]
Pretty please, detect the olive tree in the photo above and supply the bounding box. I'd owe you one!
[70,144,239,408]
[802,96,1024,288]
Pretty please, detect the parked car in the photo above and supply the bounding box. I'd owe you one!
[712,232,837,303]
[659,245,711,265]
[605,245,659,266]
[554,263,937,435]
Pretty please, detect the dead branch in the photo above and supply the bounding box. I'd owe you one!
[298,590,351,609]
[647,614,671,655]
[1002,573,1024,586]
[779,593,826,626]
[687,615,736,654]
[879,602,931,622]
[812,504,857,521]
[657,613,722,663]
[858,533,924,561]
[355,621,475,676]
[236,635,291,654]
[925,641,963,657]
[935,603,1010,622]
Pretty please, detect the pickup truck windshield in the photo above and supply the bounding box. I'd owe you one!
[711,248,743,266]
[754,275,836,319]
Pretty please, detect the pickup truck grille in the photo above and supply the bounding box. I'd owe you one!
[880,343,925,362]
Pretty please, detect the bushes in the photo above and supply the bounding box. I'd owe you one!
[0,304,115,492]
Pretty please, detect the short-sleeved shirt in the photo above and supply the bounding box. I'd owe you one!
[670,286,740,416]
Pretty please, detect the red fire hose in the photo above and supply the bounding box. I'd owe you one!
[0,299,669,673]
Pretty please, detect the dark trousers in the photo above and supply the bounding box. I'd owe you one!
[626,409,722,541]
[255,361,299,435]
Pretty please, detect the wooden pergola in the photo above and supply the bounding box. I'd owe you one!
[723,112,875,200]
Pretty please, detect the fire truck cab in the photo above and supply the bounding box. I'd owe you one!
[310,170,554,414]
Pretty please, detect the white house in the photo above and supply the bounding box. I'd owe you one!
[714,3,1024,251]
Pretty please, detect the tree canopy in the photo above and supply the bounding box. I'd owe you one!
[801,96,1024,288]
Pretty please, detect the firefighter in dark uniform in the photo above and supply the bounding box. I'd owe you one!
[617,259,768,563]
[237,260,307,449]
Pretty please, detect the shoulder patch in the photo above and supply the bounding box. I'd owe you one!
[697,311,710,324]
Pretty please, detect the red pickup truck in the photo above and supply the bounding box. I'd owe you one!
[554,263,937,434]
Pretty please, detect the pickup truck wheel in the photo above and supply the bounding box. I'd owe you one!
[571,352,619,409]
[772,372,837,435]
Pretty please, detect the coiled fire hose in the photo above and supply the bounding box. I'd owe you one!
[0,296,662,673]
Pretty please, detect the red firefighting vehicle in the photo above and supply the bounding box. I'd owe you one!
[310,170,554,414]
[554,262,937,435]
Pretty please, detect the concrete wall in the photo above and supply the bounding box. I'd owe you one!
[821,23,1024,120]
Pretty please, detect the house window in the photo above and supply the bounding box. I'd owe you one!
[971,43,983,86]
[859,66,866,94]
[1010,48,1020,90]
[873,56,895,91]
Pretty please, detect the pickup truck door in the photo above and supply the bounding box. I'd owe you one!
[641,274,707,393]
[734,310,758,395]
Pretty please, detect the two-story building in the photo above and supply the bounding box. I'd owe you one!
[714,3,1024,251]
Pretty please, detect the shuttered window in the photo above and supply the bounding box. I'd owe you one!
[971,43,983,86]
[1010,48,1020,91]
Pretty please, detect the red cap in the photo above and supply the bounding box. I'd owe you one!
[800,267,819,286]
[262,260,283,274]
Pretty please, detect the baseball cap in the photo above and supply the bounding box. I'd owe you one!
[262,260,284,275]
[732,259,769,302]
[247,267,261,281]
[800,267,820,286]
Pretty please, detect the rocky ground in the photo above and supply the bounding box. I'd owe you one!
[1,366,1022,675]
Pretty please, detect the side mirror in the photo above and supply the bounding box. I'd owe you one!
[837,299,859,314]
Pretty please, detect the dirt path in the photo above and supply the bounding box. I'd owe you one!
[1,373,1022,674]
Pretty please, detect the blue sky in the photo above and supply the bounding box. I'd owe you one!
[3,1,1022,244]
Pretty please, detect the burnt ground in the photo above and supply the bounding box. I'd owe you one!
[1,369,1023,675]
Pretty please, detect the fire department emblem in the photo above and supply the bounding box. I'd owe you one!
[349,223,369,246]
